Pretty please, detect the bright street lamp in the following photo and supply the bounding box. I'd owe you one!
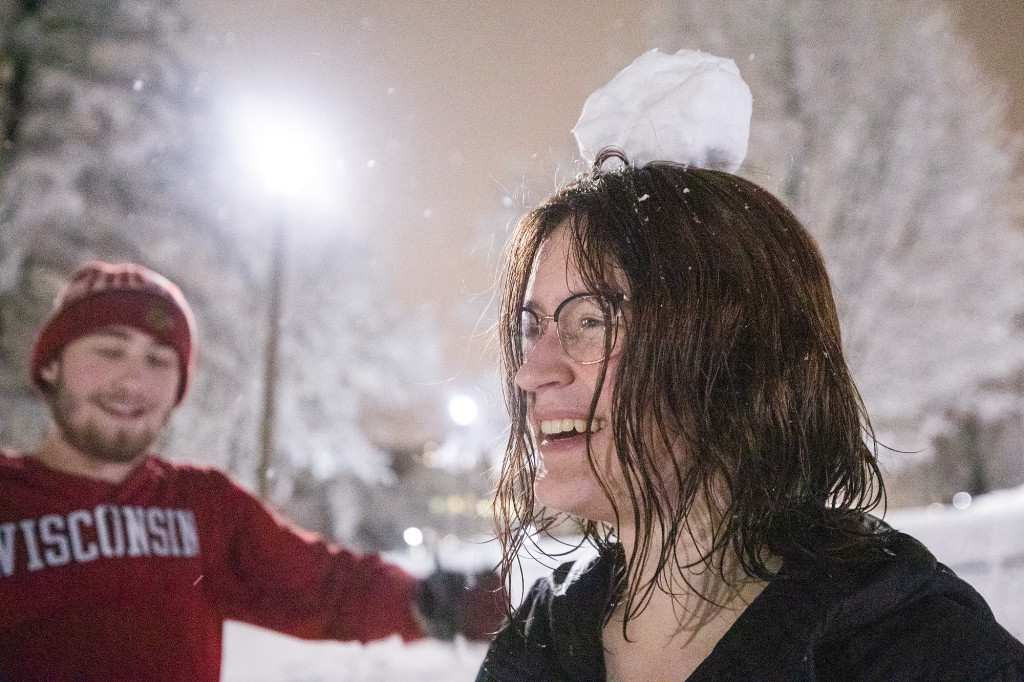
[234,104,336,499]
[240,110,331,198]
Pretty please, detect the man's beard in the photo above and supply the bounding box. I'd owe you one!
[46,374,169,465]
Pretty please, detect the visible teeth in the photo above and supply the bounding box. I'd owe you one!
[101,403,143,417]
[539,418,605,436]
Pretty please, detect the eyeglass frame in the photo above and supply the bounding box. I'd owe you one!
[516,291,627,366]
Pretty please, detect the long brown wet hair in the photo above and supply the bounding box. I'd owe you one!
[493,149,889,632]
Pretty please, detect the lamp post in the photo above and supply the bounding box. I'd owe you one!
[257,215,285,499]
[238,106,334,500]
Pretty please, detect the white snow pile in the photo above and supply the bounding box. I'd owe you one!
[222,624,488,682]
[221,539,597,681]
[886,484,1024,640]
[572,48,752,172]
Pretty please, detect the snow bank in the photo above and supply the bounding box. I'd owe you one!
[222,625,487,682]
[886,485,1024,640]
[221,538,592,681]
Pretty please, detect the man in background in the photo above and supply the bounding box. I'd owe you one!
[0,260,501,682]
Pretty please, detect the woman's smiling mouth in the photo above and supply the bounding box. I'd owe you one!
[539,417,606,441]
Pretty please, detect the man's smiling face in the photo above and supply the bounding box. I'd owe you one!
[41,325,180,466]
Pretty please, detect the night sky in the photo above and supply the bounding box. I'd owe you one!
[185,0,1024,380]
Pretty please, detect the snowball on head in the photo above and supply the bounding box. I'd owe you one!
[572,48,752,172]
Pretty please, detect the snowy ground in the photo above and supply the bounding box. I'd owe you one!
[222,487,1024,681]
[221,536,582,682]
[886,485,1024,638]
[221,628,488,682]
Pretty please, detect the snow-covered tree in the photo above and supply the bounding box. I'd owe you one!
[257,219,509,548]
[0,3,455,546]
[0,0,265,467]
[271,226,446,482]
[647,0,1024,504]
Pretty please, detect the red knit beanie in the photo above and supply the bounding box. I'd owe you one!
[31,261,197,404]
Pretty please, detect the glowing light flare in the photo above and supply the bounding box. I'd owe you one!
[448,395,478,426]
[403,527,424,547]
[231,103,341,203]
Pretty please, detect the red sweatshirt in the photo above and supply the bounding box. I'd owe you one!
[0,451,424,681]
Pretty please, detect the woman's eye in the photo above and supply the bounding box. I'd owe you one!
[520,312,541,339]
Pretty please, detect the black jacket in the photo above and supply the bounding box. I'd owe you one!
[477,528,1024,681]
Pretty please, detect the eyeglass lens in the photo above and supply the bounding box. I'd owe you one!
[519,294,618,364]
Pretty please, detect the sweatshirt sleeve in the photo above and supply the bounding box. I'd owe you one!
[197,469,424,643]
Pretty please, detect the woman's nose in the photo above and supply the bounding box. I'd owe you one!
[515,328,574,393]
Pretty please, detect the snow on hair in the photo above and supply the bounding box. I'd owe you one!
[572,49,752,172]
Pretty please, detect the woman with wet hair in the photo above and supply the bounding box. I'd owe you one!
[475,149,1024,681]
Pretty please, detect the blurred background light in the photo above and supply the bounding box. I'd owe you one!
[230,102,341,209]
[402,526,424,547]
[448,395,478,426]
[952,491,973,510]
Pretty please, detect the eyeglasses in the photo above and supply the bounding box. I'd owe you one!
[518,292,625,365]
